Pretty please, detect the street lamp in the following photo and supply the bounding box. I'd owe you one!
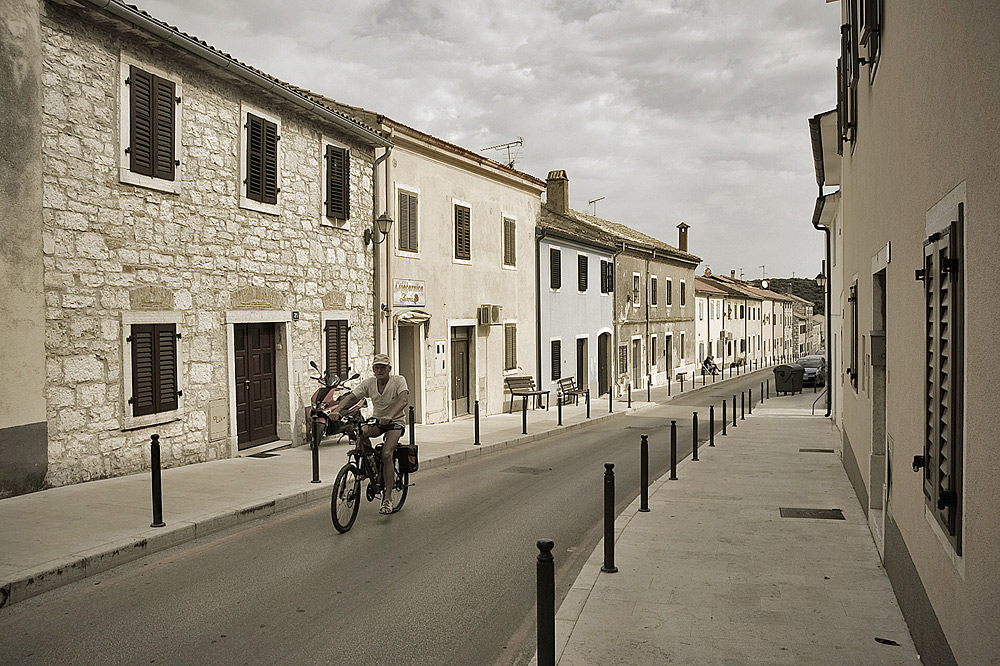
[364,213,393,246]
[815,272,827,288]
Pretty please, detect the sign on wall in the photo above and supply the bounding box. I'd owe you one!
[393,278,425,307]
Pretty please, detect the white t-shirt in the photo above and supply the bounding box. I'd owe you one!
[351,375,409,425]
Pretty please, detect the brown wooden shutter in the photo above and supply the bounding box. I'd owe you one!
[680,282,686,306]
[650,277,658,305]
[130,323,178,416]
[246,114,264,201]
[152,75,175,180]
[398,191,417,251]
[666,280,673,305]
[504,323,517,370]
[129,66,154,177]
[503,218,516,266]
[326,145,349,219]
[577,254,588,291]
[325,320,350,380]
[551,340,561,380]
[262,120,278,204]
[408,193,418,251]
[550,249,561,289]
[455,205,471,259]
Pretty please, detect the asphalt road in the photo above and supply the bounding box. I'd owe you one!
[0,374,770,666]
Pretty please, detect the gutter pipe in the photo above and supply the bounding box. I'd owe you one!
[809,114,834,419]
[373,147,391,354]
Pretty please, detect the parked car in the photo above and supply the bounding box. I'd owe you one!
[796,355,826,386]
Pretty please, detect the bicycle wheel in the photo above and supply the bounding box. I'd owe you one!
[331,463,361,533]
[390,455,408,513]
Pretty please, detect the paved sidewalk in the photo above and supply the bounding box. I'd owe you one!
[549,390,920,665]
[0,365,750,608]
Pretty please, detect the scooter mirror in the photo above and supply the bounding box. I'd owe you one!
[350,373,360,380]
[310,360,320,371]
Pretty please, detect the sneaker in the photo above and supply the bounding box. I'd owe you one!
[379,496,393,515]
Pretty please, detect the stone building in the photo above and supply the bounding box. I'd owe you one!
[0,0,391,494]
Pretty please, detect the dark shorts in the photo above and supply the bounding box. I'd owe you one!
[371,422,405,438]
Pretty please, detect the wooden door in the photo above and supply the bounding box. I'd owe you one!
[450,328,470,416]
[598,333,609,396]
[576,338,588,390]
[235,323,277,449]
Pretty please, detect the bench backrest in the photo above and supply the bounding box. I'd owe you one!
[505,376,537,391]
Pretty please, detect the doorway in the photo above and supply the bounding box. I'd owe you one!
[451,327,471,417]
[597,332,610,396]
[871,269,888,555]
[664,335,673,378]
[234,323,277,449]
[576,337,588,390]
[631,338,642,388]
[398,325,422,423]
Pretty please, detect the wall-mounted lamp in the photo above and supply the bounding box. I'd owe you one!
[364,213,394,246]
[815,272,827,288]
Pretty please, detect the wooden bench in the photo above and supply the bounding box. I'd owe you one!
[555,376,587,406]
[505,375,549,413]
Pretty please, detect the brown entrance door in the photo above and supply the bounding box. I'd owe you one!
[631,338,642,388]
[576,338,588,390]
[235,323,277,449]
[598,333,610,396]
[451,327,470,416]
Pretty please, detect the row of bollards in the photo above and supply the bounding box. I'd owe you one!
[536,378,777,662]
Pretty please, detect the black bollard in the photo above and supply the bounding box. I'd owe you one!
[692,412,699,461]
[767,379,770,399]
[733,394,737,427]
[680,373,685,392]
[701,368,705,386]
[692,371,696,387]
[536,539,556,666]
[722,400,728,435]
[741,391,746,420]
[609,387,613,413]
[557,396,562,426]
[522,396,528,435]
[712,369,716,383]
[761,381,765,403]
[669,420,678,480]
[150,434,165,528]
[709,405,715,446]
[474,400,480,445]
[409,406,415,446]
[311,423,321,484]
[627,383,631,408]
[602,463,619,573]
[640,435,650,512]
[668,375,672,396]
[586,389,591,419]
[749,388,753,415]
[647,376,651,402]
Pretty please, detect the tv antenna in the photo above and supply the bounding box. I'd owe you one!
[481,137,523,168]
[588,197,605,215]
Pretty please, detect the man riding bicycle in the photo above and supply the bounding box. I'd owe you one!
[329,354,409,514]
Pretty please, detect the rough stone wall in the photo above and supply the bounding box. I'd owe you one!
[38,5,375,486]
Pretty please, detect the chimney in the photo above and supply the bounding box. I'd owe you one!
[676,221,690,252]
[546,170,569,215]
[731,270,736,279]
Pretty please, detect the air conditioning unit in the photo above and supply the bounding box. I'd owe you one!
[478,304,502,325]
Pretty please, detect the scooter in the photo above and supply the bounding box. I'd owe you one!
[308,360,365,450]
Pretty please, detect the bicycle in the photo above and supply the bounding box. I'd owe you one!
[330,412,410,533]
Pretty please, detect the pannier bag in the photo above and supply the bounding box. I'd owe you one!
[394,444,419,473]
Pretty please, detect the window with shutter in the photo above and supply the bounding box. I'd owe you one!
[680,333,686,359]
[454,205,471,260]
[680,281,687,306]
[398,191,418,252]
[578,254,588,291]
[618,345,628,375]
[245,112,279,205]
[849,282,858,391]
[550,249,561,289]
[128,65,176,182]
[503,218,516,266]
[130,323,179,417]
[325,146,349,220]
[650,277,658,306]
[504,324,517,370]
[666,279,673,306]
[632,274,640,308]
[325,320,350,381]
[922,213,964,552]
[551,340,561,381]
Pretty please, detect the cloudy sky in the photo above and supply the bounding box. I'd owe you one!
[141,0,842,279]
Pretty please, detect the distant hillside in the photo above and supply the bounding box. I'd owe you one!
[752,278,825,315]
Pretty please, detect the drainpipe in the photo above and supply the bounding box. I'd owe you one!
[535,227,545,390]
[644,255,650,387]
[812,197,833,418]
[372,147,392,354]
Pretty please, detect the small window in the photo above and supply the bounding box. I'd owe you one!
[324,145,349,220]
[650,336,657,365]
[325,319,350,380]
[551,340,562,381]
[503,217,516,267]
[600,260,614,293]
[618,345,628,375]
[578,254,588,291]
[680,332,685,360]
[680,280,687,306]
[650,277,658,306]
[129,323,179,417]
[550,249,562,289]
[632,274,640,308]
[698,301,704,320]
[504,324,517,370]
[454,204,471,260]
[666,279,673,306]
[245,113,279,205]
[398,190,418,252]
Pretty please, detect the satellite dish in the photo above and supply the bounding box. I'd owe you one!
[761,280,769,289]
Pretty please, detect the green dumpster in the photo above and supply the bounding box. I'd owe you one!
[773,364,804,395]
